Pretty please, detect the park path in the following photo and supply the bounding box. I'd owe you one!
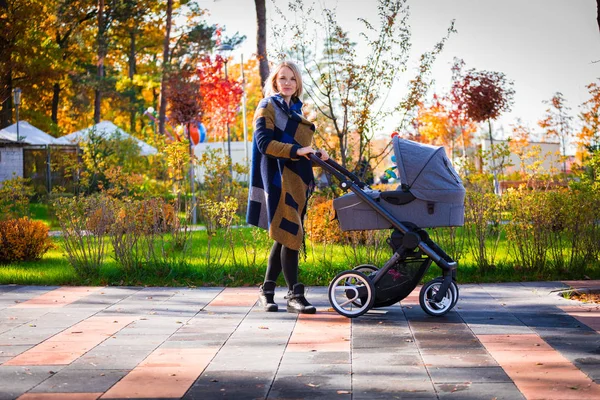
[0,281,599,399]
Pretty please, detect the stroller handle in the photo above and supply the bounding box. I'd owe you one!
[310,152,368,189]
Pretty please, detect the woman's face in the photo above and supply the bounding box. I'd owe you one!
[276,66,297,99]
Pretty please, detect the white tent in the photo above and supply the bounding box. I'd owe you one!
[0,121,59,145]
[55,121,157,156]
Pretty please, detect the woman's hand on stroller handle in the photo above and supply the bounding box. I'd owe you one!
[298,146,329,161]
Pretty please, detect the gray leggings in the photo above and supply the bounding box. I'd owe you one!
[265,241,298,290]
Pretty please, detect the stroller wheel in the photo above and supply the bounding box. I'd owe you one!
[419,278,458,317]
[352,264,378,276]
[328,270,375,318]
[350,265,377,306]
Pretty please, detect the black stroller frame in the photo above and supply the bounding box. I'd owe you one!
[309,151,460,318]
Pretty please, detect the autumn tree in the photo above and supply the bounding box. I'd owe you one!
[196,55,243,143]
[273,0,454,171]
[453,62,515,193]
[538,92,573,174]
[579,80,600,154]
[508,118,532,177]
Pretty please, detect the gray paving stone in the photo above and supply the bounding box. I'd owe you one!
[435,382,525,399]
[30,368,128,393]
[184,370,273,400]
[352,376,437,399]
[280,351,350,365]
[0,365,64,400]
[352,349,422,366]
[69,344,156,370]
[428,366,512,383]
[0,345,32,358]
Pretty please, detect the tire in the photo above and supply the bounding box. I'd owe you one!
[350,265,378,306]
[328,270,375,318]
[352,264,378,276]
[419,278,458,317]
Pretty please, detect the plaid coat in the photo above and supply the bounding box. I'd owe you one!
[246,94,316,250]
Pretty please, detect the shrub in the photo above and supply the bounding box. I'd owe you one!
[0,217,54,263]
[0,176,33,221]
[53,194,114,279]
[305,197,345,244]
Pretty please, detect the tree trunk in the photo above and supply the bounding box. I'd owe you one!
[488,119,499,194]
[51,83,60,124]
[94,0,105,124]
[597,0,600,33]
[0,71,12,129]
[158,0,173,136]
[128,29,137,132]
[255,0,269,89]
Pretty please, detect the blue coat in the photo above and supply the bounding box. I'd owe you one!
[246,94,316,250]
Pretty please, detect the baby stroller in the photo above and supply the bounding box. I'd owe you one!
[309,136,465,317]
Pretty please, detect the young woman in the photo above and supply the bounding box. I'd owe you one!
[246,61,328,314]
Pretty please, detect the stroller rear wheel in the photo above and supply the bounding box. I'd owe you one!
[419,278,458,316]
[328,270,375,318]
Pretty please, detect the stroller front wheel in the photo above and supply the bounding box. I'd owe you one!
[328,270,375,318]
[419,278,458,316]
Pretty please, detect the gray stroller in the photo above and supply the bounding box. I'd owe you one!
[309,136,465,317]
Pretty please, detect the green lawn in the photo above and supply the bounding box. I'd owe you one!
[1,227,598,287]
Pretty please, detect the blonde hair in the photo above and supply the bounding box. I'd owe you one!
[263,61,303,99]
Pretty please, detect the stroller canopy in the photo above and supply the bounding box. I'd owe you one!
[392,137,465,204]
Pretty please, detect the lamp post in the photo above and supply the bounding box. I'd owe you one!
[13,88,21,142]
[217,44,234,177]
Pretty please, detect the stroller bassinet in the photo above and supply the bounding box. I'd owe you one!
[309,136,465,318]
[333,138,465,230]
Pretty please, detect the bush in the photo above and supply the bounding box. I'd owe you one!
[0,176,33,221]
[305,198,345,244]
[0,217,54,263]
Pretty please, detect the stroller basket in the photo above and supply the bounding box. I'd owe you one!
[334,138,465,230]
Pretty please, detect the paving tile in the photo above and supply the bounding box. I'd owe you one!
[286,311,350,353]
[561,305,600,331]
[11,287,102,309]
[4,316,137,366]
[480,333,600,400]
[0,366,64,400]
[183,370,273,400]
[428,366,512,383]
[435,382,525,399]
[352,376,437,399]
[100,347,217,399]
[18,393,102,400]
[29,368,128,393]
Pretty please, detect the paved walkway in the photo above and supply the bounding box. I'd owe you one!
[0,281,599,400]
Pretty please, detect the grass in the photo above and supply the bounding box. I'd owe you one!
[29,202,60,229]
[1,227,599,287]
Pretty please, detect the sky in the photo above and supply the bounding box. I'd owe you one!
[195,0,600,142]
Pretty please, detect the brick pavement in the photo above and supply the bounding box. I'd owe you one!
[0,281,599,400]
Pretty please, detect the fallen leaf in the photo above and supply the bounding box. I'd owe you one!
[307,383,320,388]
[337,390,351,394]
[258,326,269,330]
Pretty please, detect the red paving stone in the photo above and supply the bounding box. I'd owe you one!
[11,287,102,309]
[207,287,258,307]
[560,305,600,331]
[100,347,217,399]
[286,311,350,353]
[479,334,600,399]
[18,394,102,400]
[4,316,137,366]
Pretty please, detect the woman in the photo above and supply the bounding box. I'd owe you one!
[246,61,328,314]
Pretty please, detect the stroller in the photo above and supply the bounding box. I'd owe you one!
[309,136,465,317]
